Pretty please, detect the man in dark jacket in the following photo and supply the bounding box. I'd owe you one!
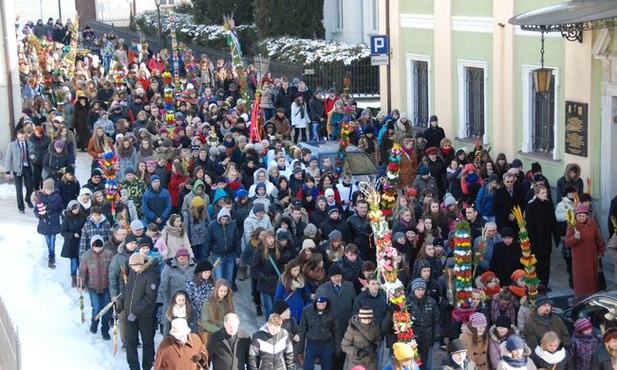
[525,185,557,288]
[352,275,387,323]
[109,233,139,346]
[320,207,351,244]
[298,296,341,370]
[4,129,34,213]
[141,175,172,227]
[347,200,374,263]
[208,313,251,370]
[489,227,523,286]
[492,172,525,233]
[314,265,356,369]
[406,278,441,370]
[309,89,326,140]
[119,253,159,370]
[423,115,445,149]
[83,168,106,194]
[522,296,570,350]
[204,207,242,282]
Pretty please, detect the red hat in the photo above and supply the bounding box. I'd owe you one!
[574,318,592,333]
[575,204,589,214]
[480,271,496,284]
[174,126,185,134]
[510,269,525,282]
[425,147,438,156]
[407,187,418,198]
[603,327,617,343]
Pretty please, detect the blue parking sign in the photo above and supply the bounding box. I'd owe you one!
[370,35,389,55]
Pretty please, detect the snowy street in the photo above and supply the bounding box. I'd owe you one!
[0,152,262,370]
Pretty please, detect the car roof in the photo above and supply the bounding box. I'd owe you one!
[298,141,363,154]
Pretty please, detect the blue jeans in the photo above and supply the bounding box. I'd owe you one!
[311,122,320,141]
[70,258,79,276]
[264,108,275,122]
[304,341,333,370]
[211,254,235,283]
[44,234,56,259]
[261,293,274,319]
[88,289,111,333]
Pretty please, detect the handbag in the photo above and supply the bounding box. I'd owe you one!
[599,258,607,291]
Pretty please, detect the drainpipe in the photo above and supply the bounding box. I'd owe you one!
[385,0,391,112]
[0,0,17,137]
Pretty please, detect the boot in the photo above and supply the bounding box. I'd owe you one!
[71,276,77,288]
[255,305,263,317]
[48,258,56,269]
[237,266,248,281]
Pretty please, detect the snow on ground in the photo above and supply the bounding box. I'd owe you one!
[0,152,261,370]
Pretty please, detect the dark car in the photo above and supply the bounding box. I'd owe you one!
[297,141,378,184]
[552,290,617,336]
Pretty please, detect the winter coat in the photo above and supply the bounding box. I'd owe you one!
[118,256,159,317]
[157,258,196,313]
[184,276,214,321]
[525,197,556,257]
[168,172,189,208]
[556,163,584,198]
[440,357,478,370]
[180,179,211,222]
[353,288,388,323]
[489,240,523,286]
[79,215,112,258]
[248,324,294,370]
[4,139,31,175]
[27,134,51,166]
[208,327,251,370]
[347,212,373,261]
[204,208,242,258]
[570,332,599,370]
[61,209,87,259]
[424,125,446,149]
[493,185,526,233]
[58,178,80,208]
[184,211,208,247]
[489,325,520,370]
[412,175,439,196]
[565,218,604,296]
[79,247,113,293]
[522,313,571,350]
[530,346,572,370]
[590,344,614,370]
[399,149,418,188]
[495,342,537,370]
[319,217,351,244]
[117,149,138,181]
[244,209,273,245]
[337,255,364,283]
[155,222,192,261]
[251,247,283,296]
[341,315,382,368]
[153,333,208,370]
[298,300,341,351]
[142,183,172,225]
[108,243,133,298]
[315,280,357,337]
[407,293,441,359]
[200,297,234,334]
[475,182,496,218]
[274,279,311,322]
[459,325,490,370]
[33,190,63,235]
[121,178,147,215]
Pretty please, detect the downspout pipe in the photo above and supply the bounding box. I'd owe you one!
[1,0,17,138]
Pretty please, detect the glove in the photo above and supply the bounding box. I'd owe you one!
[127,312,136,322]
[156,302,163,308]
[574,230,581,240]
[388,304,401,313]
[357,348,370,358]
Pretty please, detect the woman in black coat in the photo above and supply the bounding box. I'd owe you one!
[61,200,87,287]
[250,230,284,320]
[524,185,557,288]
[42,141,74,182]
[33,181,64,269]
[57,172,80,209]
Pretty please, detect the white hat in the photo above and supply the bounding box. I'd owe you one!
[169,318,191,339]
[324,188,335,197]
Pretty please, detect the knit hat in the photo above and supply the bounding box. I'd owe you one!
[449,338,467,354]
[392,232,405,241]
[328,264,343,278]
[129,252,145,265]
[574,318,592,333]
[510,269,525,282]
[501,227,516,238]
[392,342,415,361]
[169,318,191,339]
[252,203,265,214]
[79,188,92,197]
[418,166,430,176]
[301,239,316,252]
[603,327,617,343]
[433,237,444,246]
[53,140,65,150]
[511,159,523,168]
[495,316,512,329]
[506,335,525,351]
[235,189,249,199]
[358,307,373,319]
[150,175,160,184]
[304,223,318,238]
[130,220,144,231]
[124,233,138,245]
[195,259,214,274]
[575,204,589,214]
[327,207,340,216]
[425,147,438,156]
[90,235,104,248]
[488,173,500,183]
[328,230,342,242]
[444,193,457,207]
[191,196,205,208]
[324,188,335,197]
[480,271,496,285]
[120,189,129,197]
[175,247,190,258]
[43,178,55,192]
[66,200,80,211]
[469,313,488,328]
[273,300,289,315]
[535,296,553,308]
[531,162,542,174]
[411,278,426,292]
[91,168,104,177]
[276,228,290,241]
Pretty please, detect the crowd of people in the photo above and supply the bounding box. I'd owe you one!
[4,15,617,370]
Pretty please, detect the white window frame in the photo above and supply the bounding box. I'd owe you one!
[334,0,344,31]
[521,64,560,160]
[457,59,489,143]
[406,53,432,127]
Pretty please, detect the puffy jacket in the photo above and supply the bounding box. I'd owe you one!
[298,300,341,351]
[79,246,113,293]
[352,288,388,323]
[347,213,373,261]
[28,134,51,166]
[204,208,242,258]
[475,182,496,218]
[121,178,147,215]
[157,258,195,311]
[406,293,441,344]
[522,313,571,350]
[251,246,283,296]
[33,189,64,235]
[341,315,382,364]
[119,256,158,316]
[60,209,87,259]
[42,146,73,180]
[248,324,294,370]
[243,209,272,245]
[108,243,132,298]
[142,183,172,225]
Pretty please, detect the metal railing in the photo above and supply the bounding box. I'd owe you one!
[0,296,21,370]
